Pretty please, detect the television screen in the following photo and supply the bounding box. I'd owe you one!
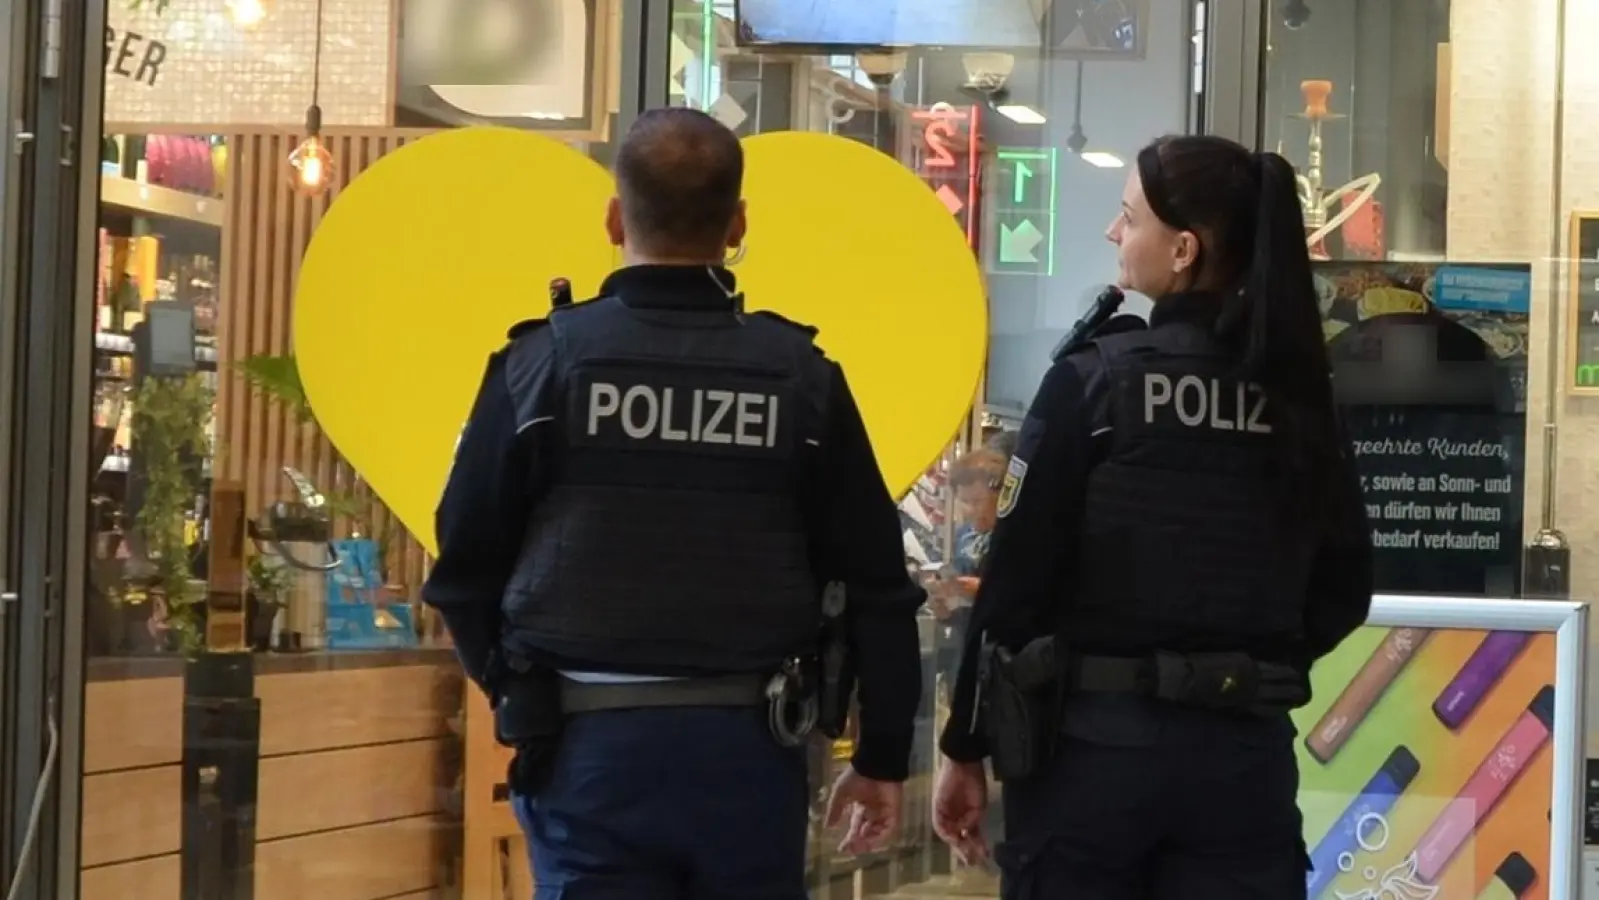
[735,0,1142,54]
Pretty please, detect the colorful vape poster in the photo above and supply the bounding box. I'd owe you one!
[1294,626,1556,900]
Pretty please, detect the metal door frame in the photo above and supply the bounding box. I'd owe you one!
[0,0,26,882]
[4,0,103,894]
[1203,0,1265,145]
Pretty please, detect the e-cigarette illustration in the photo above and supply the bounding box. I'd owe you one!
[1475,852,1536,899]
[1306,627,1430,763]
[1412,686,1555,884]
[1307,745,1421,898]
[1432,631,1532,730]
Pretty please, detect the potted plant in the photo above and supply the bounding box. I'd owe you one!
[129,373,213,656]
[245,553,294,651]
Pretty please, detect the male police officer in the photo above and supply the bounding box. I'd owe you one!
[422,107,924,900]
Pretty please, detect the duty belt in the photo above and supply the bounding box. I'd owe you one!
[1069,652,1307,710]
[559,674,767,713]
[1001,637,1307,711]
[559,664,819,747]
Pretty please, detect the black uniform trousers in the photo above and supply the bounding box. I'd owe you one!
[511,705,810,900]
[996,695,1307,900]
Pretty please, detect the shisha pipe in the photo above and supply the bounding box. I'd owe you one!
[1291,80,1381,253]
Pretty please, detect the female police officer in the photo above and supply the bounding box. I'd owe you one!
[931,134,1374,899]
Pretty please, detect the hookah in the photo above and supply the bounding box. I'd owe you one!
[246,466,344,649]
[1291,80,1382,258]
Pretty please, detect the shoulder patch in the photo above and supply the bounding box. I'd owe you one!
[995,455,1028,519]
[750,308,820,340]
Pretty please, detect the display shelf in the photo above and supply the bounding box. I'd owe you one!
[94,330,218,367]
[100,174,223,228]
[97,455,211,478]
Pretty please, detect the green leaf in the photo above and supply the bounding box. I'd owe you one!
[237,354,312,423]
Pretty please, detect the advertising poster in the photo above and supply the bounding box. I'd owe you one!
[1315,261,1530,596]
[1293,626,1555,900]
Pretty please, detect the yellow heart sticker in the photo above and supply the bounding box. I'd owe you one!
[295,126,987,554]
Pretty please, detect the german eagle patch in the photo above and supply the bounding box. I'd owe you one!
[996,455,1028,519]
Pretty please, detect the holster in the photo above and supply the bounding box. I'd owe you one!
[980,636,1058,782]
[493,663,564,797]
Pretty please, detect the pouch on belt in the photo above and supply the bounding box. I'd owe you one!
[494,663,564,796]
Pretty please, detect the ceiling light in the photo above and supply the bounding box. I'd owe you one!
[961,52,1016,92]
[996,105,1046,125]
[1080,151,1125,169]
[287,129,336,196]
[856,51,908,85]
[226,0,268,29]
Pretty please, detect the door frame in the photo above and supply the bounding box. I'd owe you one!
[1203,0,1266,145]
[3,0,104,894]
[0,0,25,883]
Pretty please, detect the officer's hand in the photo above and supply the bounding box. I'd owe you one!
[825,766,903,855]
[932,758,989,866]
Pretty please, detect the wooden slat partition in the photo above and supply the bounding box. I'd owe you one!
[253,662,461,900]
[255,814,450,900]
[80,677,184,899]
[463,685,521,899]
[80,854,181,900]
[215,129,433,598]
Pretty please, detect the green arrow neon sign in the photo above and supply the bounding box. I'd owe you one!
[1014,161,1033,204]
[1000,220,1046,264]
[995,148,1059,275]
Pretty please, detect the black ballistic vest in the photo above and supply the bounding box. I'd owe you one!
[1072,324,1313,657]
[502,296,830,675]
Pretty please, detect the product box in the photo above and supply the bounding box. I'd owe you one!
[325,538,416,649]
[326,597,415,650]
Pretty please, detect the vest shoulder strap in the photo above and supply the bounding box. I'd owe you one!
[502,325,559,428]
[749,309,821,343]
[1089,328,1163,376]
[507,295,611,342]
[505,317,549,341]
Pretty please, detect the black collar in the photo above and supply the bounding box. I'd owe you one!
[1149,290,1227,329]
[596,264,739,311]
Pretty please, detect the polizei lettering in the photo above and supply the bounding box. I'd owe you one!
[1143,373,1271,434]
[587,382,781,448]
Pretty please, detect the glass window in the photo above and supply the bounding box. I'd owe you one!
[1262,2,1549,601]
[667,0,1201,892]
[1261,4,1599,876]
[80,2,618,899]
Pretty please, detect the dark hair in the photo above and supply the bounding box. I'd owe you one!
[1135,135,1345,525]
[614,108,744,257]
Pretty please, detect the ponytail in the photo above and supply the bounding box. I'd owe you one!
[1240,152,1328,398]
[1240,151,1345,524]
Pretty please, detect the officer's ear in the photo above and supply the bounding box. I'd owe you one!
[1171,229,1201,274]
[605,197,625,247]
[726,199,747,250]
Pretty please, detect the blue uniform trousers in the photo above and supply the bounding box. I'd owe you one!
[512,706,810,900]
[996,699,1307,900]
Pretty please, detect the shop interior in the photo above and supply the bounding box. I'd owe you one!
[60,0,1599,899]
